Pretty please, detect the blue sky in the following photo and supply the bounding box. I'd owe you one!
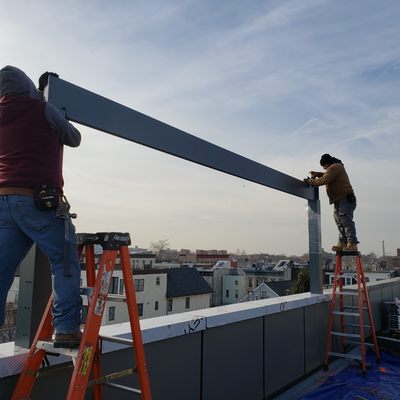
[1,0,399,255]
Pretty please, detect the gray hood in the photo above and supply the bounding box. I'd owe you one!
[0,65,40,98]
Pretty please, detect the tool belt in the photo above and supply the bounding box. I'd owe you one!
[0,187,35,196]
[346,192,356,204]
[34,184,61,211]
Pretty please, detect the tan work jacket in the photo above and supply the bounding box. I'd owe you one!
[310,163,354,204]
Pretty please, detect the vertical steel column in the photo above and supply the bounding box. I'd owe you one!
[15,245,52,348]
[308,188,322,294]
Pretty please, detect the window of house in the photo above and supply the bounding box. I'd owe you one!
[155,301,159,311]
[137,303,143,317]
[134,278,144,292]
[185,297,190,309]
[119,279,125,295]
[248,278,253,288]
[108,277,119,294]
[167,299,173,312]
[235,280,238,286]
[156,276,160,286]
[109,306,115,321]
[226,289,230,298]
[235,289,239,299]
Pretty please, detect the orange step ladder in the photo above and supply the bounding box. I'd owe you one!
[324,250,380,374]
[12,232,152,399]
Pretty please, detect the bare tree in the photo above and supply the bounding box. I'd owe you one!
[149,239,170,254]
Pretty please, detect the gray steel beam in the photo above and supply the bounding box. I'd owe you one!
[15,245,52,348]
[44,76,322,295]
[308,197,323,294]
[46,77,315,201]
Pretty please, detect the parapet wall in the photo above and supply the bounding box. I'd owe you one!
[1,278,399,400]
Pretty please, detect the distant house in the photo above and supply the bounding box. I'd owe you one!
[166,267,212,314]
[240,281,293,302]
[80,266,212,326]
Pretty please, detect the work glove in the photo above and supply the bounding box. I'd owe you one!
[303,177,311,184]
[38,71,59,91]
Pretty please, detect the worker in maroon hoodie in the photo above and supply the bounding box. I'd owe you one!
[0,66,82,347]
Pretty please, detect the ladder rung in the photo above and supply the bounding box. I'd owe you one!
[88,367,137,388]
[343,340,375,347]
[103,382,141,394]
[344,323,371,328]
[107,294,127,303]
[328,351,362,360]
[335,291,360,296]
[100,335,133,346]
[343,306,367,310]
[331,331,361,338]
[333,311,360,317]
[36,340,79,358]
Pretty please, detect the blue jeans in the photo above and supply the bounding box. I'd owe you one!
[333,196,358,244]
[0,195,82,333]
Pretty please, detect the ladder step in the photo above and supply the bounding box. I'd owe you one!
[331,331,361,338]
[88,367,137,388]
[103,382,141,394]
[343,306,367,310]
[335,291,360,296]
[333,311,360,317]
[335,251,361,256]
[36,340,79,358]
[328,351,362,360]
[344,323,371,328]
[343,340,375,347]
[100,335,133,346]
[336,273,357,278]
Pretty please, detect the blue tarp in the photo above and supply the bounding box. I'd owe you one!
[301,351,400,400]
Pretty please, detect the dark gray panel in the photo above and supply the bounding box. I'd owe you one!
[308,199,323,294]
[202,318,264,400]
[382,286,393,303]
[101,333,202,400]
[381,286,393,329]
[265,308,305,396]
[0,374,20,399]
[15,245,52,348]
[393,282,400,299]
[368,287,383,332]
[304,302,330,373]
[46,77,315,201]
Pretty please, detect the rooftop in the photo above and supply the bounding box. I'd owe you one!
[1,277,399,399]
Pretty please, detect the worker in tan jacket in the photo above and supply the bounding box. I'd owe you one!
[306,154,358,252]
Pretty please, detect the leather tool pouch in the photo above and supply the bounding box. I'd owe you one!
[346,192,357,204]
[33,184,60,211]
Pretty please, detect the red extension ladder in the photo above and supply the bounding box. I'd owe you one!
[324,250,380,374]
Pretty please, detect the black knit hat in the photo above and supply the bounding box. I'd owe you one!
[320,154,342,166]
[320,154,333,165]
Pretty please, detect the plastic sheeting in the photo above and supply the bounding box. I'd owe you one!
[301,351,400,400]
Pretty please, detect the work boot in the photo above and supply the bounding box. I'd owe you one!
[342,242,358,252]
[54,331,82,348]
[332,242,346,252]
